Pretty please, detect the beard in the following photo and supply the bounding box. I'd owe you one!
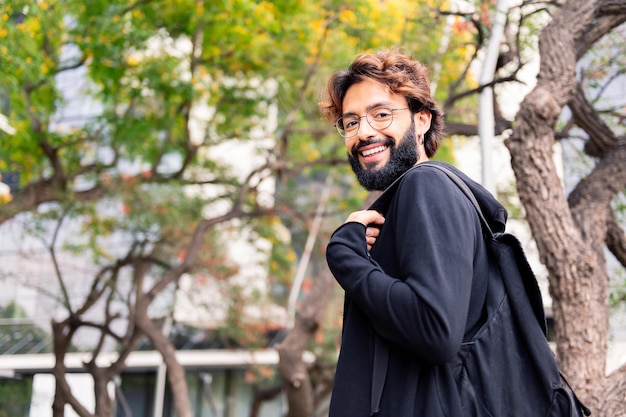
[348,123,419,191]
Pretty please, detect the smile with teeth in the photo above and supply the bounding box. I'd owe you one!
[361,145,389,157]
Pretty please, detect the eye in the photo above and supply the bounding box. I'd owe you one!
[370,108,393,120]
[344,118,360,129]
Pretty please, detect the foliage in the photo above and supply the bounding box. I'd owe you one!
[0,375,33,417]
[0,0,489,415]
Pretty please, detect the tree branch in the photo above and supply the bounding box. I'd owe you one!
[276,260,334,417]
[598,0,626,16]
[48,211,74,313]
[568,82,619,157]
[606,212,626,268]
[575,13,626,59]
[446,74,521,106]
[445,118,512,137]
[597,363,626,417]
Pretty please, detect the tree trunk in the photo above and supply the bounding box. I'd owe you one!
[277,264,334,417]
[505,0,626,414]
[249,385,283,417]
[51,320,93,417]
[88,365,115,417]
[135,310,193,417]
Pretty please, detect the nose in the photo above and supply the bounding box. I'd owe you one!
[356,117,377,141]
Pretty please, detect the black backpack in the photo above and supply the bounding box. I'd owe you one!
[422,162,591,416]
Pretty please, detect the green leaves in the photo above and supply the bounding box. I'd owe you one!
[1,0,480,350]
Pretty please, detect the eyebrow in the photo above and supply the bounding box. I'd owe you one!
[342,101,397,117]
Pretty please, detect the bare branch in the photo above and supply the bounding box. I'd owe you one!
[48,211,74,313]
[119,0,154,16]
[568,82,619,156]
[53,373,93,417]
[56,56,87,74]
[51,321,89,417]
[107,331,146,377]
[575,13,626,59]
[445,118,512,137]
[606,212,626,268]
[568,146,626,215]
[597,363,626,416]
[598,0,626,16]
[443,44,481,112]
[71,319,124,344]
[75,243,143,317]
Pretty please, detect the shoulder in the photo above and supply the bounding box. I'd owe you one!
[397,162,459,194]
[391,163,477,223]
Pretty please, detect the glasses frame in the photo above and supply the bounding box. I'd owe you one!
[334,107,410,138]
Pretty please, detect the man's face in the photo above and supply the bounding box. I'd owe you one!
[348,120,418,191]
[341,79,432,191]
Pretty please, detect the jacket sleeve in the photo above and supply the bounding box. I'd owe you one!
[326,169,480,364]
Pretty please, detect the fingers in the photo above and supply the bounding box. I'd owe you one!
[345,210,385,227]
[365,225,380,251]
[366,225,380,239]
[345,210,385,251]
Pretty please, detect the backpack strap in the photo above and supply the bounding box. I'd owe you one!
[370,335,388,416]
[419,162,494,237]
[419,162,591,416]
[561,372,592,416]
[420,162,548,335]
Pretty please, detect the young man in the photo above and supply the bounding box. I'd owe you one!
[320,49,508,416]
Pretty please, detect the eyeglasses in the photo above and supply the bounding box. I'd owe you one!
[335,107,410,138]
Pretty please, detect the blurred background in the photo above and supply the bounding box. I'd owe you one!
[0,1,625,416]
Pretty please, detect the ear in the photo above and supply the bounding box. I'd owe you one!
[413,110,432,136]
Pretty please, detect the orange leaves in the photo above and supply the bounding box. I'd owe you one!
[480,2,492,28]
[452,17,472,35]
[245,365,275,383]
[315,327,325,345]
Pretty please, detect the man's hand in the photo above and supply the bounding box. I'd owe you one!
[345,210,385,251]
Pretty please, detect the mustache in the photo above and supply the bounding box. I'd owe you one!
[352,138,395,154]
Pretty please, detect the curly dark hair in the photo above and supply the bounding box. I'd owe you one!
[319,49,445,158]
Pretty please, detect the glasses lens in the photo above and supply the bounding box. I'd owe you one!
[366,107,394,130]
[336,116,359,138]
[335,117,346,136]
[336,107,404,138]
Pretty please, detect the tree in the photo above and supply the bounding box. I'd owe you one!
[432,1,626,414]
[0,1,474,416]
[504,0,626,415]
[0,1,317,415]
[13,1,623,416]
[294,0,626,415]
